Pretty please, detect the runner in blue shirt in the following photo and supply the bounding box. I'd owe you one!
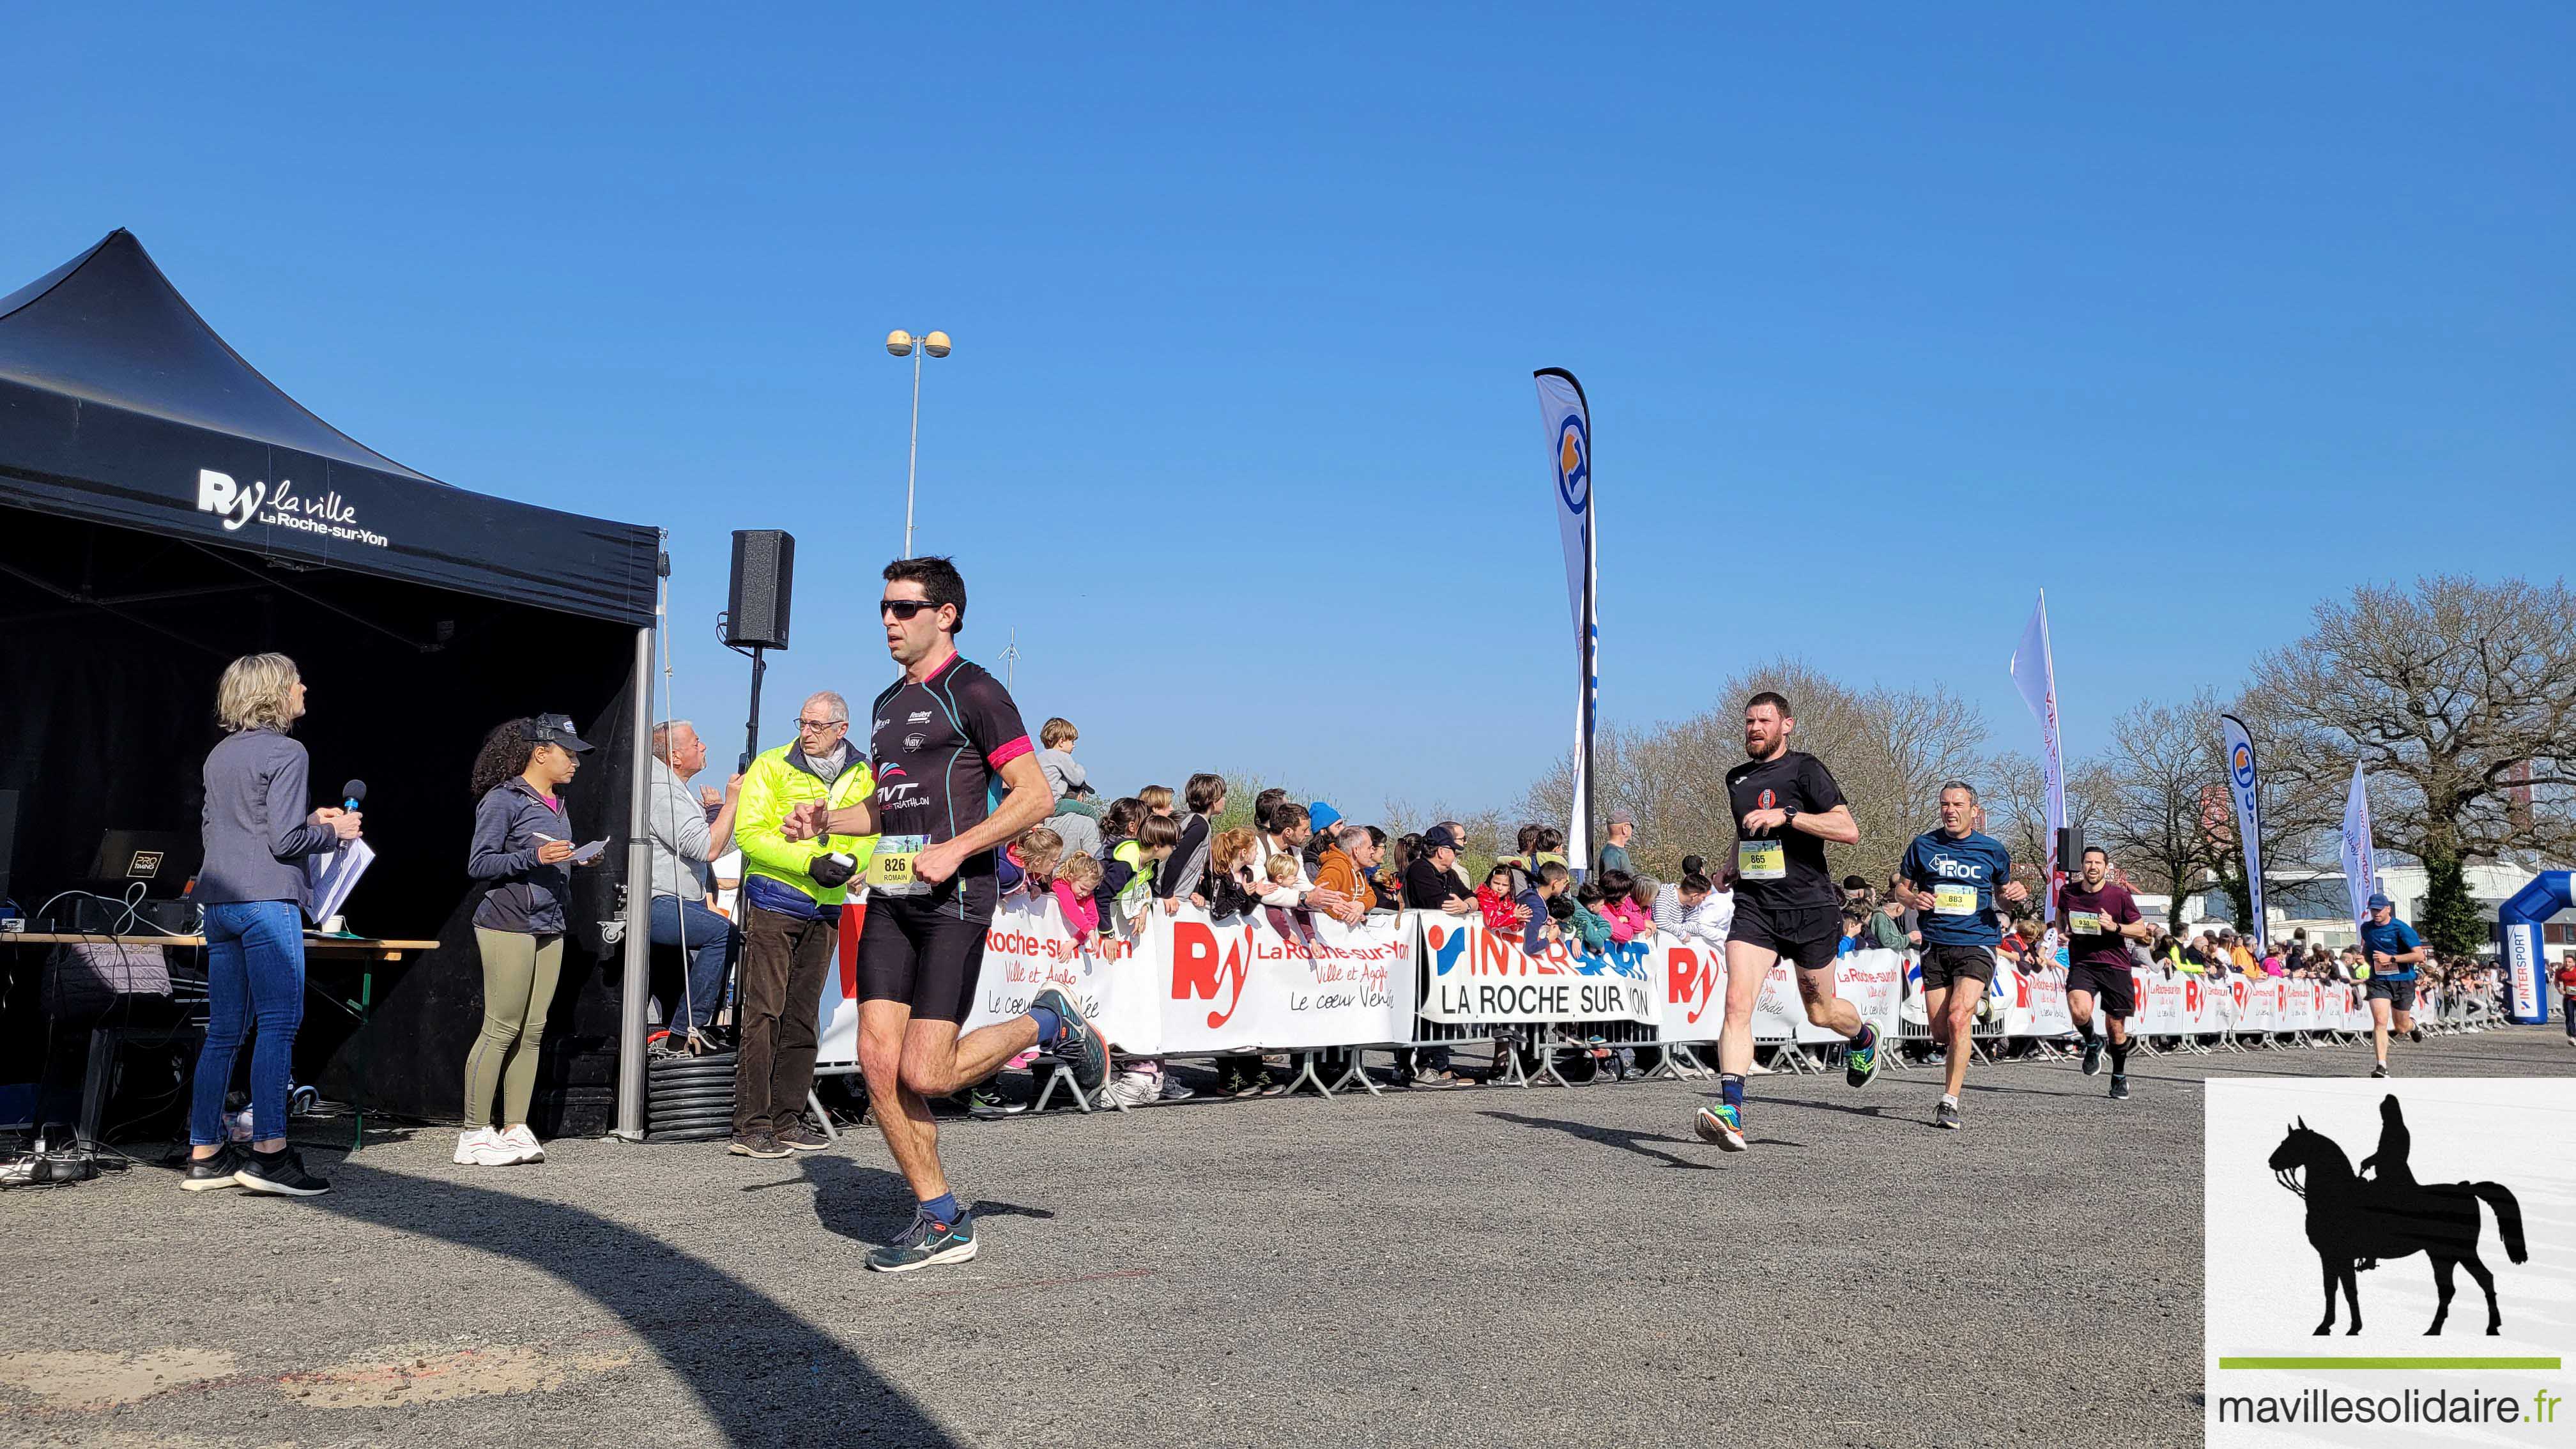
[2358,893,2427,1078]
[1890,781,2028,1131]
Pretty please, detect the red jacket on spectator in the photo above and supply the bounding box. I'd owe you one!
[1475,884,1521,932]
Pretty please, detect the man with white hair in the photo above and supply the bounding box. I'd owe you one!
[646,720,742,1052]
[729,689,878,1158]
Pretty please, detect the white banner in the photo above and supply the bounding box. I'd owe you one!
[1533,367,1597,870]
[2010,590,2067,910]
[2218,713,2266,951]
[1419,916,1657,1025]
[2340,762,2377,943]
[1997,959,2075,1038]
[1101,906,1413,1054]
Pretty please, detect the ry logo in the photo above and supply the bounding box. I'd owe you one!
[196,469,264,531]
[1170,920,1251,1027]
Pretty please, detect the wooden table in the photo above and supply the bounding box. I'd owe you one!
[1,931,440,1150]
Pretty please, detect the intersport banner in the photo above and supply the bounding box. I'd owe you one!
[1418,917,1658,1025]
[1533,367,1598,870]
[2218,713,2267,951]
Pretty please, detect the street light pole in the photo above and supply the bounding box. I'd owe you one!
[885,328,952,558]
[903,342,922,558]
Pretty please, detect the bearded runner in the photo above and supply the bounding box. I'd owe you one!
[1694,690,1873,1154]
[2056,846,2149,1100]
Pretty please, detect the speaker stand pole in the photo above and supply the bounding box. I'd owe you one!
[742,645,767,772]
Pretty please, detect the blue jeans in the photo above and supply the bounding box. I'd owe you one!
[650,894,739,1037]
[190,901,306,1145]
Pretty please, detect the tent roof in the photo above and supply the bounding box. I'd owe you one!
[0,230,657,626]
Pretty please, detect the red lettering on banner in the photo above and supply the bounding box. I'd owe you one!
[1170,921,1248,1027]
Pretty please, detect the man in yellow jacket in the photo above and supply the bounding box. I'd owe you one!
[728,690,878,1158]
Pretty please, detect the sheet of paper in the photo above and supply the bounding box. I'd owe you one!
[303,839,376,926]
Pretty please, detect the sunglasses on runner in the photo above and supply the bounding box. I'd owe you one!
[879,599,937,620]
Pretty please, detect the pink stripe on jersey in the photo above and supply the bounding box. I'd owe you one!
[986,734,1034,768]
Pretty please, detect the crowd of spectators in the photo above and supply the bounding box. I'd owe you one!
[648,716,2517,1112]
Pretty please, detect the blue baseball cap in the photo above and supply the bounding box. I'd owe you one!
[2366,893,2392,910]
[1308,801,1342,835]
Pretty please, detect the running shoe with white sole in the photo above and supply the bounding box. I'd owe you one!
[235,1146,330,1196]
[866,1211,978,1273]
[1694,1103,1747,1152]
[180,1143,245,1192]
[1843,1025,1882,1089]
[1156,1073,1196,1102]
[1935,1100,1963,1131]
[2371,1063,2390,1079]
[499,1124,545,1163]
[1031,988,1108,1092]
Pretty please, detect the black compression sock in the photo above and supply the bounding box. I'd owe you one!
[2109,1040,2131,1073]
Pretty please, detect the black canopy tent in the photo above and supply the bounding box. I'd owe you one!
[0,230,664,1138]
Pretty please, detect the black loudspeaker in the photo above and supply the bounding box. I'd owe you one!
[724,530,795,650]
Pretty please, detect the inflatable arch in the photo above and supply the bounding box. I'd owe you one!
[2498,871,2572,1025]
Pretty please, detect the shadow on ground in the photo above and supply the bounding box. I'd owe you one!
[317,1158,956,1446]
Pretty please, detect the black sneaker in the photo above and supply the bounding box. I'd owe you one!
[1031,988,1107,1092]
[180,1143,245,1192]
[775,1119,831,1153]
[2108,1075,2130,1100]
[2409,1027,2425,1045]
[865,1211,978,1273]
[1934,1100,1962,1131]
[2080,1036,2103,1076]
[235,1146,330,1197]
[728,1131,792,1159]
[2370,1063,2389,1079]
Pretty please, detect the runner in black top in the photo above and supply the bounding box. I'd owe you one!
[786,556,1107,1275]
[1693,691,1874,1154]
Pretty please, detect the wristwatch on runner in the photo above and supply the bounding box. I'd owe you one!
[1780,806,1798,829]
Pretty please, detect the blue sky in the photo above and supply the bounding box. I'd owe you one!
[12,4,2569,818]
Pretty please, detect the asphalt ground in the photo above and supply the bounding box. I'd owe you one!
[4,1026,2571,1448]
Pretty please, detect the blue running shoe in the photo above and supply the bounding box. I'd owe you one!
[866,1211,978,1273]
[1031,988,1108,1092]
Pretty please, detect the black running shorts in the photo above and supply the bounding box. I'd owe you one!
[2065,962,2135,1019]
[1728,900,1839,972]
[855,895,988,1025]
[1918,942,1997,990]
[2365,976,2417,1013]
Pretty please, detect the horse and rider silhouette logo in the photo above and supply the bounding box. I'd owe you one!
[2266,1095,2529,1337]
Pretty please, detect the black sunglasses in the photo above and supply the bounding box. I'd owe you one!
[879,599,938,620]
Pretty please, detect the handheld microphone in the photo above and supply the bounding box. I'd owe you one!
[342,779,368,812]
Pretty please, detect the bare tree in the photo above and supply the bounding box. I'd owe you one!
[2245,576,2576,867]
[1521,658,1989,884]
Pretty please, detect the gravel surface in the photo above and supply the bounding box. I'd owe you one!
[4,1027,2569,1448]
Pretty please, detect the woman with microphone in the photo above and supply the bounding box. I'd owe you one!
[185,653,361,1197]
[459,713,594,1168]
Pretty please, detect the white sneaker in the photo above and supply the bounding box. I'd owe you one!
[454,1128,516,1167]
[500,1124,544,1163]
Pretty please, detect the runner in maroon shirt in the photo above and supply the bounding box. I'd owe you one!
[2055,846,2152,1100]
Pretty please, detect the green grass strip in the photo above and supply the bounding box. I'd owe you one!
[2218,1357,2561,1370]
